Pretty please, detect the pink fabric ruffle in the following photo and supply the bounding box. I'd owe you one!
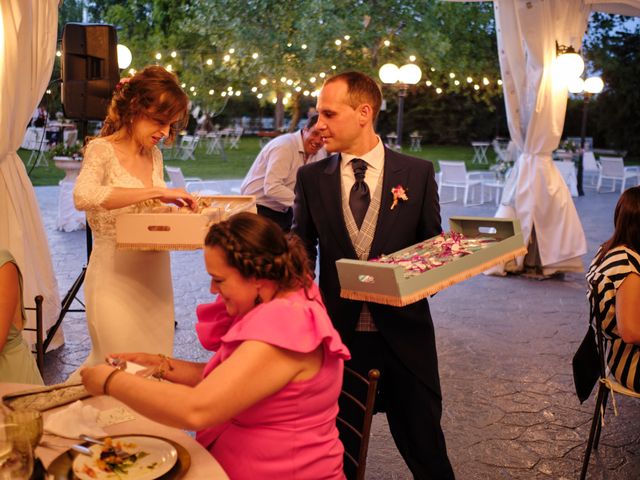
[195,283,350,378]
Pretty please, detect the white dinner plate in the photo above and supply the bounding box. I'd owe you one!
[72,435,178,480]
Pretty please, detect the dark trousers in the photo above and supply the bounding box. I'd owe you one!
[256,204,292,232]
[345,332,455,480]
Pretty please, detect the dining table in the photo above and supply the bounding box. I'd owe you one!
[1,383,229,479]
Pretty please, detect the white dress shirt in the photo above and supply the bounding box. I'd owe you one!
[340,136,385,202]
[240,131,326,212]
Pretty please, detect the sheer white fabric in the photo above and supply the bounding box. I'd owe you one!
[0,0,62,347]
[70,138,174,376]
[487,0,589,274]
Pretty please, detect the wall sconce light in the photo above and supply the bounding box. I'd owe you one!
[555,41,585,79]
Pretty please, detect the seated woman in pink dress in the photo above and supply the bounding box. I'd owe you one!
[80,212,350,479]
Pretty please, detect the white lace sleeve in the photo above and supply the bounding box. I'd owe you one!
[73,139,115,211]
[152,147,167,187]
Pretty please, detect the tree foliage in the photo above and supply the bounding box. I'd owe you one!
[76,0,502,134]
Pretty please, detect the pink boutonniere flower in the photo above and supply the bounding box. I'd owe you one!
[391,185,408,210]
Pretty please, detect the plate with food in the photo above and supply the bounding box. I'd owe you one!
[72,435,178,480]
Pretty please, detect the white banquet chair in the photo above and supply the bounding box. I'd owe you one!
[165,166,221,196]
[165,166,202,188]
[596,156,639,193]
[437,160,486,206]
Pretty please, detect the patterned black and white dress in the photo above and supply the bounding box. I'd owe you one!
[586,245,640,392]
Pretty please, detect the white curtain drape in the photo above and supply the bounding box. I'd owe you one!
[489,0,590,275]
[0,0,62,346]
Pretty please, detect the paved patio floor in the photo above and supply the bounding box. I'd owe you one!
[33,179,639,479]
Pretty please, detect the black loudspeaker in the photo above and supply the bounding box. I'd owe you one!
[62,23,120,120]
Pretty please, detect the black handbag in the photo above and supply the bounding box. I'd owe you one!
[572,284,604,404]
[572,326,600,403]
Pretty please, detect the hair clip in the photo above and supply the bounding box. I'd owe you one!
[114,77,131,93]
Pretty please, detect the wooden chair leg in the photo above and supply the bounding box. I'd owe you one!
[34,295,44,373]
[580,385,607,480]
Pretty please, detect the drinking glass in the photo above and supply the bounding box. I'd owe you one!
[1,409,41,480]
[0,429,33,480]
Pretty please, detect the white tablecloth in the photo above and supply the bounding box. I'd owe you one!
[1,383,229,479]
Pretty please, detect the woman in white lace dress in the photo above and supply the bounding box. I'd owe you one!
[72,66,195,375]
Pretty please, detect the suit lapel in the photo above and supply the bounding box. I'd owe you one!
[321,154,358,258]
[370,149,409,257]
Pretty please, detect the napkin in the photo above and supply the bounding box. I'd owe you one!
[44,400,108,439]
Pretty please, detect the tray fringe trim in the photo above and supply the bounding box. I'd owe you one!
[340,246,528,307]
[116,242,202,251]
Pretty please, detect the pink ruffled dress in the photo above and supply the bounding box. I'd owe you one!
[195,282,350,479]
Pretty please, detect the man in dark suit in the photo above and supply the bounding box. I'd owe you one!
[292,71,455,479]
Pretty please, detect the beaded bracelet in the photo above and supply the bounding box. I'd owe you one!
[103,368,123,395]
[152,354,174,380]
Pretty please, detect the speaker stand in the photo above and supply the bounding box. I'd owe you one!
[43,223,92,352]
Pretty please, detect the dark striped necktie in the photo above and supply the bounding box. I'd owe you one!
[349,158,370,229]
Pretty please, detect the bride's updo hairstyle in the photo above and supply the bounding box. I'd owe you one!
[100,65,188,145]
[205,212,313,293]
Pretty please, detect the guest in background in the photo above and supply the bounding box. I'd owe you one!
[31,103,47,128]
[240,114,326,231]
[587,185,640,392]
[71,66,195,377]
[81,213,350,479]
[0,250,44,385]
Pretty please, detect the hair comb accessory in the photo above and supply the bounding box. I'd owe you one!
[114,76,131,93]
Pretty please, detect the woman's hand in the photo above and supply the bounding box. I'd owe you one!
[107,352,163,378]
[157,188,197,211]
[80,364,116,396]
[109,352,162,367]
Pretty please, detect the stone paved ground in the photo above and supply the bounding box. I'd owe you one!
[34,180,640,479]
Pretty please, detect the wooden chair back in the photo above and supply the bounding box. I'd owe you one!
[23,295,44,374]
[337,367,380,480]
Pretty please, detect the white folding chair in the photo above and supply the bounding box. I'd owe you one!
[227,127,243,150]
[492,139,509,163]
[164,166,201,188]
[64,129,78,148]
[437,160,485,206]
[25,127,49,167]
[582,151,600,187]
[596,156,639,193]
[471,142,490,164]
[205,131,225,155]
[175,135,199,161]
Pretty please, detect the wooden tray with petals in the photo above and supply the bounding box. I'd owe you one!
[337,216,527,306]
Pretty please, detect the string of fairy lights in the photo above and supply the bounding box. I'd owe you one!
[50,36,502,104]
